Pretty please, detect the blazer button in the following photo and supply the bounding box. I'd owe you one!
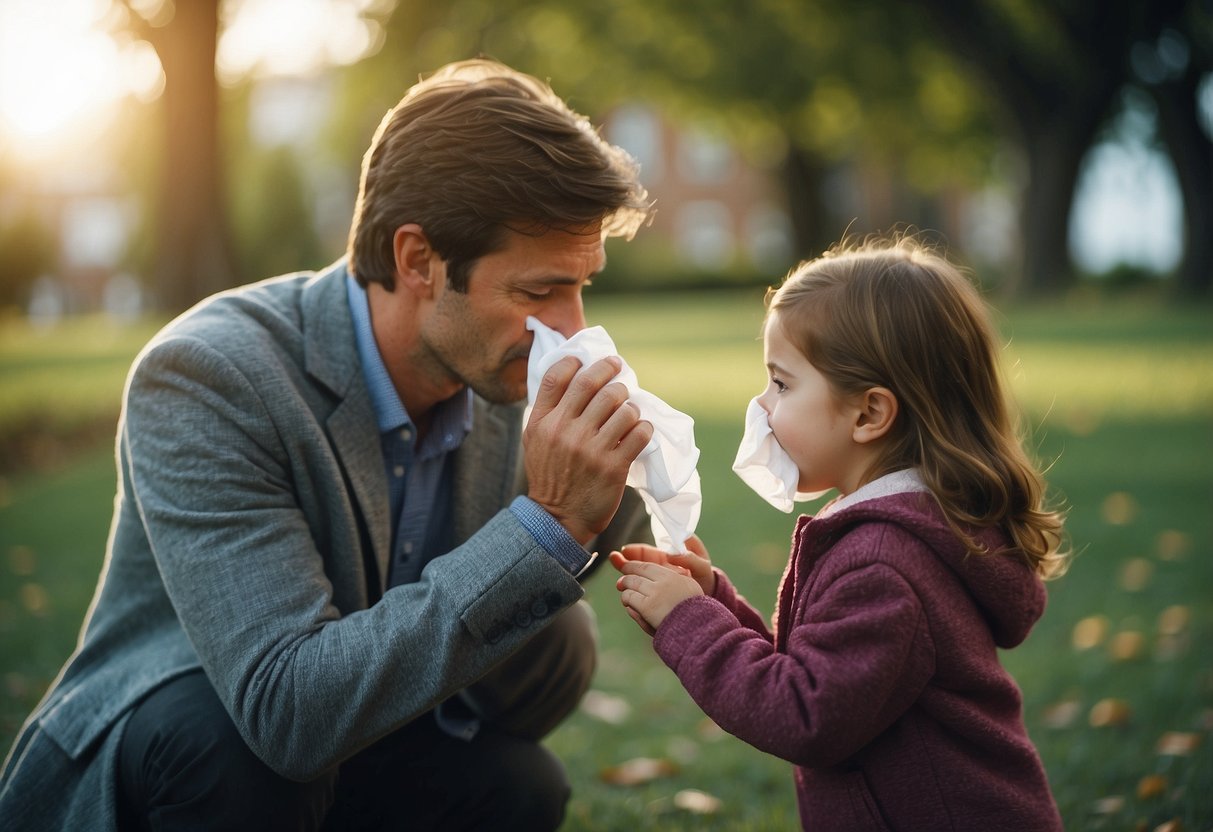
[513,609,532,628]
[530,598,549,618]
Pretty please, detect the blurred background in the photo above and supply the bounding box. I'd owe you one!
[0,0,1209,318]
[1,2,1211,830]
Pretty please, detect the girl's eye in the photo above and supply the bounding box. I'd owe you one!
[772,378,787,393]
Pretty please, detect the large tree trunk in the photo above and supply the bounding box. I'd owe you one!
[1014,105,1109,295]
[1150,71,1213,298]
[146,0,237,313]
[780,146,834,261]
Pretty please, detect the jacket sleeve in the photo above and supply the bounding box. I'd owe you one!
[708,569,774,642]
[124,336,584,781]
[652,554,935,768]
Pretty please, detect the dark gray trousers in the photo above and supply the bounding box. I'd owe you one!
[117,603,597,831]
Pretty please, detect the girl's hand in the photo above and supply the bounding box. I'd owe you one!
[608,534,716,596]
[614,560,705,634]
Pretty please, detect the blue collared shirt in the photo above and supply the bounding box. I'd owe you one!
[345,275,590,586]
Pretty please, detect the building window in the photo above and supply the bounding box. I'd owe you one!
[607,104,663,184]
[677,128,731,184]
[676,200,734,268]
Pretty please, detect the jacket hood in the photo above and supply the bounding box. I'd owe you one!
[804,490,1047,648]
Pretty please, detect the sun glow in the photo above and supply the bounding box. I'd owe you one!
[0,0,163,163]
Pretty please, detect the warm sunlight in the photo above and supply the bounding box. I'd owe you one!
[0,0,162,162]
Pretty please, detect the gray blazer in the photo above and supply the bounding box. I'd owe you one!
[0,262,649,830]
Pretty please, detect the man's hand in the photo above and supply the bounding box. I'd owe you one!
[524,355,653,545]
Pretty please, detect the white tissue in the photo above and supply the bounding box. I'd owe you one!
[525,316,701,552]
[731,397,827,513]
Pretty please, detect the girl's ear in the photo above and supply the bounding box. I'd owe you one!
[392,223,443,298]
[853,386,898,445]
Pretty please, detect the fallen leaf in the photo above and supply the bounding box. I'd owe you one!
[666,736,700,763]
[1042,699,1082,729]
[19,583,49,617]
[1157,606,1190,636]
[599,757,679,787]
[1091,795,1125,815]
[673,789,722,815]
[1101,492,1138,525]
[696,718,727,742]
[1152,819,1183,832]
[1156,732,1201,756]
[1089,699,1132,728]
[580,690,631,725]
[7,545,35,576]
[1072,615,1110,650]
[1117,558,1154,592]
[1137,774,1168,800]
[1154,530,1191,561]
[1109,630,1147,661]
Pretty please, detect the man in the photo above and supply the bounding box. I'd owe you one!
[0,59,654,830]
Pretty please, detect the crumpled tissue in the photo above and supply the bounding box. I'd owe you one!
[731,396,827,513]
[525,316,701,552]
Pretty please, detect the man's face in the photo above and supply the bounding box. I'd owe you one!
[420,223,604,404]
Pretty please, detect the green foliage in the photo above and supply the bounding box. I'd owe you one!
[0,210,57,313]
[229,145,328,280]
[0,293,1210,829]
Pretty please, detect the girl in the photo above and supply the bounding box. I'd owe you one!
[611,236,1067,831]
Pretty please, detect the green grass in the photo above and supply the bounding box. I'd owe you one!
[1,293,1210,830]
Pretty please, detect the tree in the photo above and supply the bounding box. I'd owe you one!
[121,0,237,313]
[914,0,1209,295]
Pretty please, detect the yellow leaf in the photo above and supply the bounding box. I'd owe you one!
[1152,818,1183,832]
[1136,774,1168,800]
[1157,606,1190,636]
[1109,631,1146,662]
[1089,699,1132,728]
[580,690,631,725]
[1154,530,1191,561]
[1042,700,1082,729]
[1090,795,1124,816]
[599,757,679,787]
[1071,615,1110,650]
[673,789,722,815]
[1117,558,1154,592]
[1156,732,1201,756]
[1101,492,1138,525]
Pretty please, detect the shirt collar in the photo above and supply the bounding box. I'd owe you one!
[346,273,473,447]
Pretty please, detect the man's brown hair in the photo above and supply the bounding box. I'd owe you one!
[347,59,651,292]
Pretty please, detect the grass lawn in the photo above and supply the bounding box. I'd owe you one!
[1,291,1210,830]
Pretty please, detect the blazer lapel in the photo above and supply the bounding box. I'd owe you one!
[302,262,391,592]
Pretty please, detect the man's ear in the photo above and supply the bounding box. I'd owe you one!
[392,223,442,298]
[853,386,898,445]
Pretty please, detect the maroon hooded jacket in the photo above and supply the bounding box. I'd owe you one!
[652,479,1063,831]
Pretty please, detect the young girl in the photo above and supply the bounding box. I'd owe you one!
[611,236,1067,831]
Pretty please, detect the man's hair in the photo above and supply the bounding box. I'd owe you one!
[347,59,652,292]
[768,234,1068,579]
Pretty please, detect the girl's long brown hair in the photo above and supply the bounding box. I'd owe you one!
[770,235,1068,579]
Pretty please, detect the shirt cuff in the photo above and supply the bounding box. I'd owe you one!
[509,495,592,576]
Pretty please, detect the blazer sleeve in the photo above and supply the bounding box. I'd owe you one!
[124,335,585,781]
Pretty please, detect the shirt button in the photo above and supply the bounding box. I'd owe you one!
[402,542,414,555]
[393,465,405,478]
[400,428,412,441]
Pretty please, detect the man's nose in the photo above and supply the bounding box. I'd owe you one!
[542,293,587,338]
